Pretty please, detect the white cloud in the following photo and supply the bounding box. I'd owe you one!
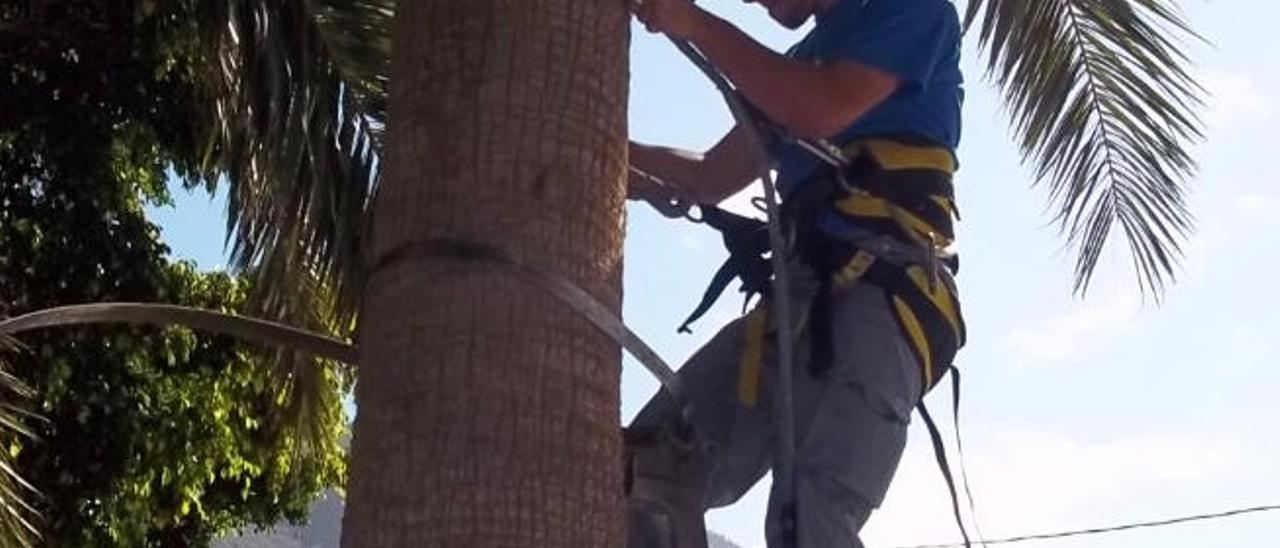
[1233,193,1280,214]
[1201,69,1276,131]
[866,429,1253,546]
[1004,290,1140,365]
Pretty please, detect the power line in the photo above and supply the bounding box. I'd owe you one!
[890,504,1280,548]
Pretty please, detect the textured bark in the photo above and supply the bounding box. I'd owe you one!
[341,1,629,547]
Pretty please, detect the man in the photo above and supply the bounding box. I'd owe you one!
[625,0,966,547]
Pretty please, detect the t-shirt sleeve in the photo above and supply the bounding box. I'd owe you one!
[828,0,959,88]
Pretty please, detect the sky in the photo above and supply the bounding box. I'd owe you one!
[147,1,1280,547]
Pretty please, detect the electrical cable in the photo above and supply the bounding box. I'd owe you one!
[889,503,1280,548]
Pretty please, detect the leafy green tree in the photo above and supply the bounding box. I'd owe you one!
[0,2,350,546]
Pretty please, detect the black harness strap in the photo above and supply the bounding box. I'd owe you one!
[918,382,973,548]
[948,366,987,546]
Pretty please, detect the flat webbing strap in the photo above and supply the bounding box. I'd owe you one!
[372,238,686,402]
[948,366,987,546]
[917,391,972,548]
[917,366,985,548]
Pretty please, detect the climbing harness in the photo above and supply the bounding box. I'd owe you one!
[790,137,965,392]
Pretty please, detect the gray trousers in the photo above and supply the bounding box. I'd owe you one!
[628,264,922,548]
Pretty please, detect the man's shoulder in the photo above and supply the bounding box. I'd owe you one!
[864,0,959,26]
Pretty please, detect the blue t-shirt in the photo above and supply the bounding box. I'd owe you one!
[774,0,964,191]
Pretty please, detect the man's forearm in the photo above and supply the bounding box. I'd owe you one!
[630,126,765,205]
[686,11,845,139]
[630,142,702,197]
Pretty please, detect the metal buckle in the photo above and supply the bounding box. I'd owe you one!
[926,232,941,292]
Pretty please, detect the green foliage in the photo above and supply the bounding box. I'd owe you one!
[1,1,348,546]
[0,332,39,548]
[173,0,390,331]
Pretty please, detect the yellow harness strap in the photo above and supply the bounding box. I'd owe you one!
[833,250,877,287]
[830,138,966,395]
[733,138,965,404]
[738,306,768,408]
[903,265,963,337]
[833,193,955,248]
[891,295,934,386]
[858,138,957,173]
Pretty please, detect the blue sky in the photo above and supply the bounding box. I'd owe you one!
[148,1,1280,547]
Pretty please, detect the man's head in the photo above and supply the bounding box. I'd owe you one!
[744,0,838,29]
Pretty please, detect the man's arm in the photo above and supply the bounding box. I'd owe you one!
[630,125,766,205]
[631,0,900,140]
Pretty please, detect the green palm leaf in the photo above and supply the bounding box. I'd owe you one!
[0,304,356,364]
[0,302,358,460]
[190,0,391,329]
[174,0,390,450]
[963,0,1204,295]
[0,335,41,548]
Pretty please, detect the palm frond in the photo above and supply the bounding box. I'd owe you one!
[0,334,41,548]
[0,304,356,364]
[192,0,391,332]
[964,0,1204,296]
[0,302,358,459]
[309,0,392,149]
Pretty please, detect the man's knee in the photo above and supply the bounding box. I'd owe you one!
[767,467,876,548]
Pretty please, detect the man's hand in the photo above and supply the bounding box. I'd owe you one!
[629,0,706,41]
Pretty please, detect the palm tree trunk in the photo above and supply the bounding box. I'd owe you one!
[342,1,629,547]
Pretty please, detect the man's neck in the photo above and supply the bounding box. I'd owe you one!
[814,0,845,15]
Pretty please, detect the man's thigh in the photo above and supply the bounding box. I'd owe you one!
[763,282,917,547]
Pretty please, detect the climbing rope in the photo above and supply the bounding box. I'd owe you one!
[665,36,804,548]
